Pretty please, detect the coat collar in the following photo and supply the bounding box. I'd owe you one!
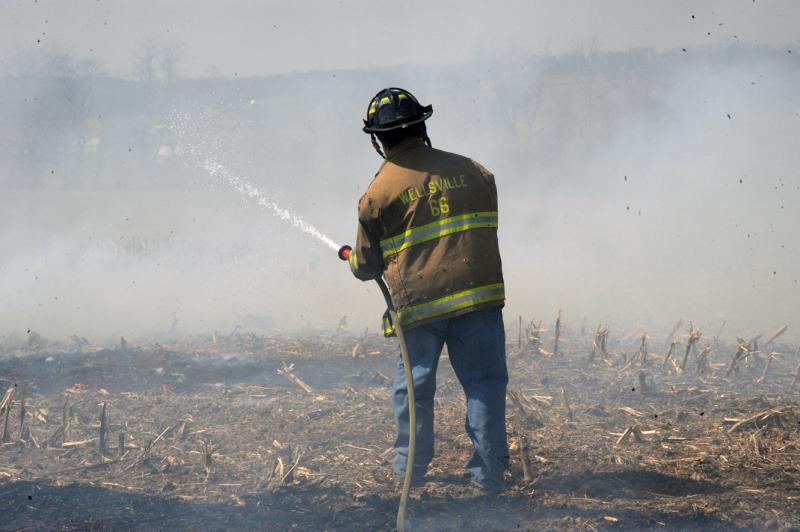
[385,137,427,160]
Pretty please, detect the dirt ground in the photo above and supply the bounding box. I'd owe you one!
[1,321,799,531]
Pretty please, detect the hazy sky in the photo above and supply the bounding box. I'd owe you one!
[2,0,799,78]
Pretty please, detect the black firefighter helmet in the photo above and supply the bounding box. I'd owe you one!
[362,88,433,134]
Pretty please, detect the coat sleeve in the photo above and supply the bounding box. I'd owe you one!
[472,159,498,211]
[349,192,385,281]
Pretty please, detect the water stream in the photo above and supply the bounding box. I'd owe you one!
[169,111,340,252]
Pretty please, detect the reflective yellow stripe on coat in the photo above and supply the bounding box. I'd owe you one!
[380,212,498,259]
[397,283,505,327]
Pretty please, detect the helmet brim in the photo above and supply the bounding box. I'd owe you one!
[362,109,433,134]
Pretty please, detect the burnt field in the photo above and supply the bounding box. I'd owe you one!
[1,320,799,531]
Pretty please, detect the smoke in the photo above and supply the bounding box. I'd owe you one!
[0,40,798,343]
[490,48,800,338]
[201,157,340,252]
[168,111,340,252]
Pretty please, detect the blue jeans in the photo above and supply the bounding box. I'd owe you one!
[393,306,509,488]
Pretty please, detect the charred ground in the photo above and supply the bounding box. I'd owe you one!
[1,321,799,531]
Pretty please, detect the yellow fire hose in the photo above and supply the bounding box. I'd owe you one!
[339,246,415,532]
[378,281,416,532]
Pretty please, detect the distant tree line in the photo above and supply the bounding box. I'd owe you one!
[0,42,796,190]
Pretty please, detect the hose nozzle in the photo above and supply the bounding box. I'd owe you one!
[338,245,352,261]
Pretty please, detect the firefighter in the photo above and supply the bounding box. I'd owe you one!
[348,87,508,494]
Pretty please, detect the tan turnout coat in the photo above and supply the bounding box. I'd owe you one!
[349,137,505,334]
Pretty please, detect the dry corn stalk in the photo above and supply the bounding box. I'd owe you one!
[747,336,763,371]
[619,354,635,373]
[16,388,26,442]
[728,407,797,433]
[0,386,15,443]
[537,346,553,358]
[351,342,364,358]
[526,320,545,351]
[726,337,757,377]
[62,395,71,444]
[680,328,702,372]
[278,362,314,393]
[635,334,648,366]
[756,352,780,384]
[663,340,679,370]
[553,309,561,357]
[0,386,15,415]
[619,406,644,418]
[267,450,302,492]
[98,401,108,454]
[712,320,726,344]
[201,440,213,477]
[615,426,643,446]
[750,432,764,458]
[638,371,648,392]
[176,417,191,441]
[696,345,712,376]
[45,395,70,447]
[561,387,574,421]
[516,424,532,482]
[589,324,609,365]
[761,325,788,350]
[791,350,800,388]
[507,387,543,428]
[665,319,684,348]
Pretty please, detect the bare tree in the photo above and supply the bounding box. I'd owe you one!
[574,38,600,170]
[133,39,159,84]
[159,41,182,84]
[8,49,101,187]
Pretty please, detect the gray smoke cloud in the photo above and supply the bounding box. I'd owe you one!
[0,2,798,345]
